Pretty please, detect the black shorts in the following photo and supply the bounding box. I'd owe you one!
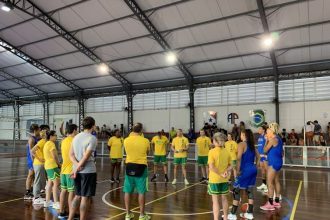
[74,173,97,197]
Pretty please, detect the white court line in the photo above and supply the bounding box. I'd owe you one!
[102,182,220,217]
[0,178,25,183]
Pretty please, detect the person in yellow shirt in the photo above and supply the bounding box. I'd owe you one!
[225,133,238,179]
[123,123,150,220]
[43,130,61,209]
[150,131,169,182]
[31,125,49,205]
[169,127,176,142]
[171,129,190,185]
[108,129,124,183]
[196,130,212,182]
[208,132,232,220]
[58,124,78,219]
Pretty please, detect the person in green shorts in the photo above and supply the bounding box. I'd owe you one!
[225,133,238,180]
[196,130,212,182]
[58,124,78,219]
[43,130,61,209]
[171,129,190,185]
[123,123,151,220]
[151,131,169,182]
[208,132,232,220]
[108,129,124,183]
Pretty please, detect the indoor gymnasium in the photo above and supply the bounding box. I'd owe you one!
[0,0,329,219]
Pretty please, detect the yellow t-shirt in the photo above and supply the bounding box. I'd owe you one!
[225,140,238,161]
[124,135,150,165]
[172,136,189,158]
[208,147,231,183]
[151,135,169,156]
[108,136,124,159]
[129,132,144,137]
[43,141,58,170]
[196,136,212,156]
[61,136,73,174]
[33,138,46,165]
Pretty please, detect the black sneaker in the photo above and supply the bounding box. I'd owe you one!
[165,174,169,182]
[150,174,157,182]
[199,177,206,182]
[110,178,115,183]
[115,178,120,184]
[58,212,68,219]
[24,192,33,200]
[73,214,80,220]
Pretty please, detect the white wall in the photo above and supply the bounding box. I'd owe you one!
[134,108,190,132]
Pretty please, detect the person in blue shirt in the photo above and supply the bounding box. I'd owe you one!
[260,122,284,211]
[228,129,260,220]
[256,125,268,193]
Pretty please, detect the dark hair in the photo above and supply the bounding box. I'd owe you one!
[39,124,50,131]
[46,130,56,140]
[307,121,311,125]
[29,124,39,132]
[132,123,143,133]
[67,124,78,134]
[158,131,162,137]
[314,120,318,123]
[259,125,267,132]
[82,116,95,130]
[242,129,255,150]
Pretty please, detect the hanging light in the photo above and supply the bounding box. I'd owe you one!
[98,63,109,74]
[166,51,177,64]
[1,2,14,12]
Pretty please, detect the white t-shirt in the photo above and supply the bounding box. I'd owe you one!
[306,125,314,132]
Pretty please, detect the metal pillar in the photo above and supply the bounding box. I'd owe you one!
[126,92,134,133]
[13,101,20,140]
[189,89,195,132]
[43,100,49,125]
[78,98,85,132]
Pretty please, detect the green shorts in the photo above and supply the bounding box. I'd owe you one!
[197,156,208,166]
[208,182,229,195]
[173,157,187,165]
[45,167,60,181]
[231,160,237,166]
[123,168,148,194]
[154,155,167,164]
[61,174,75,192]
[111,158,122,164]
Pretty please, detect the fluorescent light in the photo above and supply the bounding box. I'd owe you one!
[1,2,13,12]
[262,36,273,48]
[166,51,177,64]
[98,63,109,74]
[1,5,11,12]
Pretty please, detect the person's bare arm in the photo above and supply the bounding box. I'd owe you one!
[51,149,60,167]
[171,143,176,152]
[76,149,93,170]
[69,145,79,166]
[255,148,261,167]
[264,138,277,154]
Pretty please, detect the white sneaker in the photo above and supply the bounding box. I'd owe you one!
[52,202,60,210]
[184,179,189,185]
[172,179,177,185]
[228,213,237,220]
[240,212,254,219]
[33,197,45,205]
[263,187,268,193]
[43,201,53,208]
[257,183,267,190]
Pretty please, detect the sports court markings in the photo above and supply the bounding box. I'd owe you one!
[103,182,217,219]
[289,181,302,220]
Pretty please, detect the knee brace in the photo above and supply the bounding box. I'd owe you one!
[246,187,254,200]
[232,187,241,201]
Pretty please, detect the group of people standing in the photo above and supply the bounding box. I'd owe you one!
[24,117,284,220]
[25,117,98,220]
[107,122,284,220]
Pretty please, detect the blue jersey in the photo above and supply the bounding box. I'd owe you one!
[267,135,283,171]
[234,143,257,189]
[26,136,40,170]
[257,134,266,154]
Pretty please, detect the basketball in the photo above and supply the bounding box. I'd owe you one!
[241,203,249,213]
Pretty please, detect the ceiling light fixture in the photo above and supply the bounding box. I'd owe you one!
[1,2,14,12]
[98,63,109,74]
[166,51,177,64]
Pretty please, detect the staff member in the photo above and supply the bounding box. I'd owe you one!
[123,123,150,220]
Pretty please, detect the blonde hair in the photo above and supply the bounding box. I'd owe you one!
[268,122,279,134]
[213,132,227,147]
